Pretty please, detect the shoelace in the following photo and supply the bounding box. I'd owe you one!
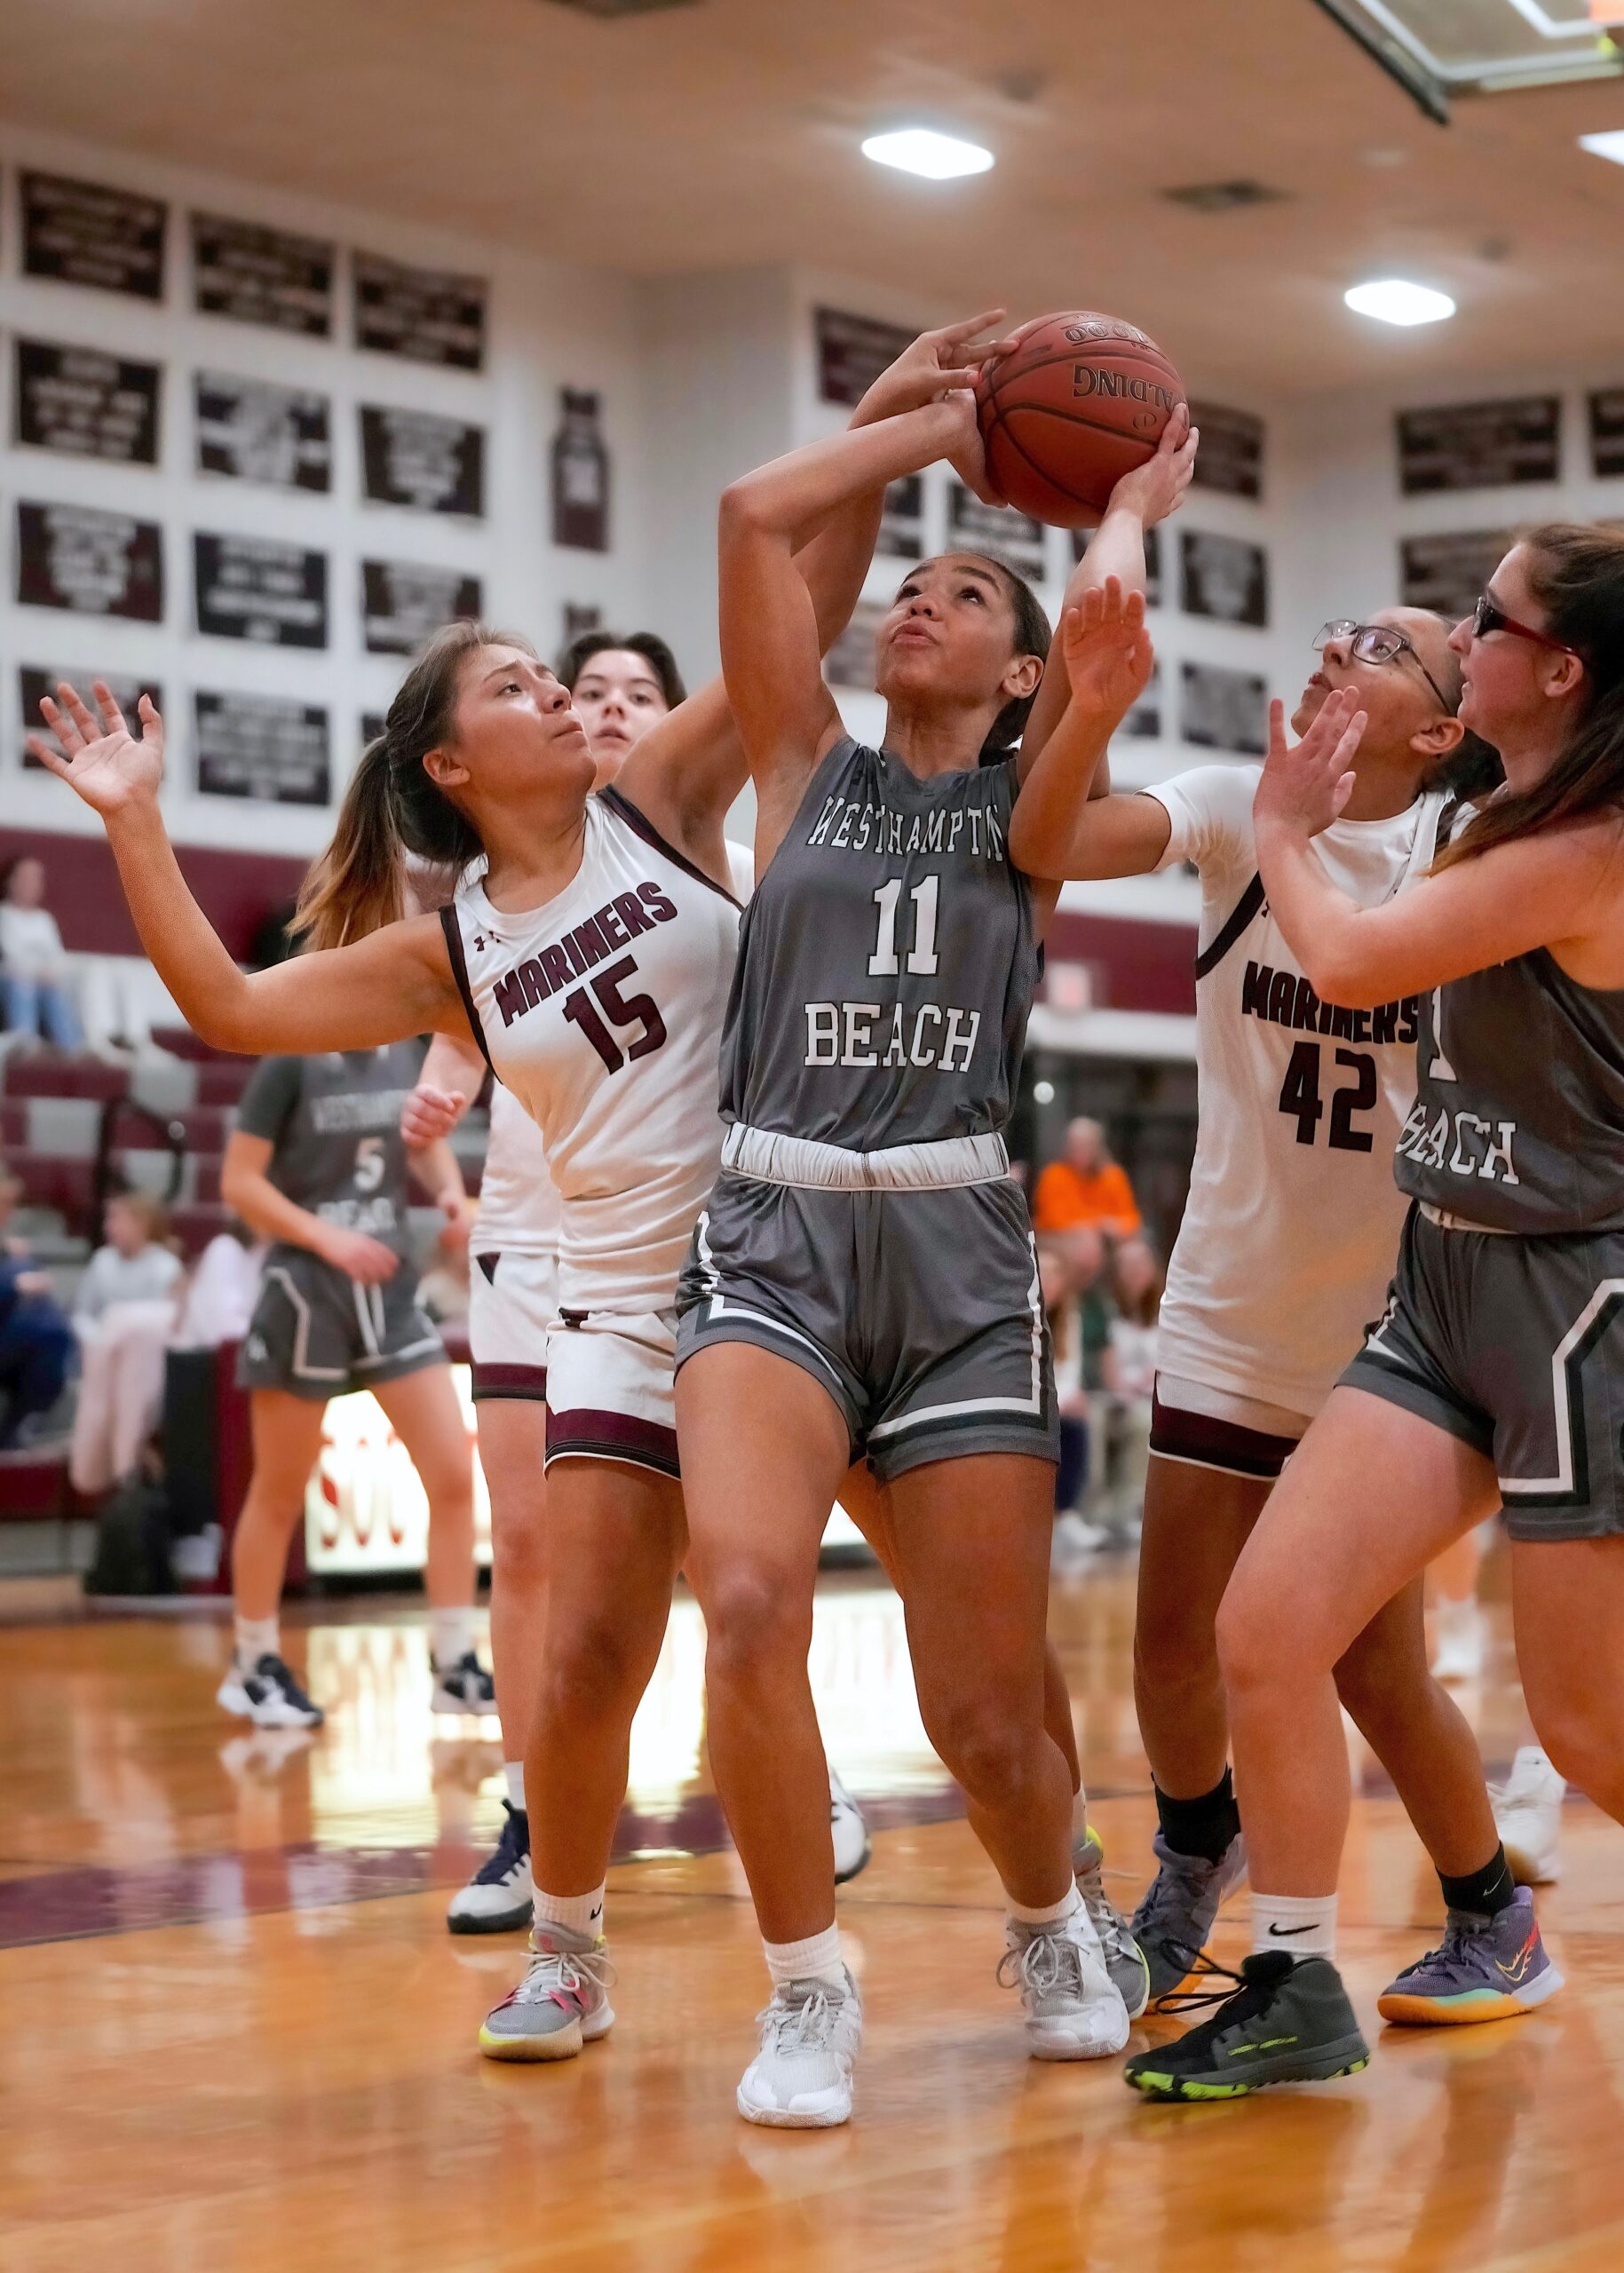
[471,1803,529,1886]
[755,1984,844,2054]
[997,1926,1097,2002]
[509,1941,615,2009]
[1075,1857,1140,1966]
[1398,1910,1492,1982]
[1153,1947,1251,2018]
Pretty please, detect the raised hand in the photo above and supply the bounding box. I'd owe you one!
[1059,578,1155,718]
[1105,403,1199,529]
[859,309,1019,424]
[1253,688,1366,841]
[28,681,165,815]
[938,386,1002,507]
[400,1083,468,1147]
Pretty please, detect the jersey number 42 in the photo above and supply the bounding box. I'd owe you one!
[1279,1041,1376,1152]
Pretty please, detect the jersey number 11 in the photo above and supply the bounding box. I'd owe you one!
[868,876,940,978]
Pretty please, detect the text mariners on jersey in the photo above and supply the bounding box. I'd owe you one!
[487,881,677,1028]
[1240,959,1420,1048]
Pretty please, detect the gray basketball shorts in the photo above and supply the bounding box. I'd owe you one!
[238,1249,447,1401]
[675,1168,1058,1484]
[1342,1204,1624,1541]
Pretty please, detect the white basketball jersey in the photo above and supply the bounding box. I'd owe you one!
[1146,764,1446,1417]
[472,1081,560,1258]
[443,788,741,1315]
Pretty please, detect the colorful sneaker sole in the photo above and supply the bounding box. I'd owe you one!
[477,2001,614,2062]
[1127,2045,1370,2101]
[1377,1965,1564,2027]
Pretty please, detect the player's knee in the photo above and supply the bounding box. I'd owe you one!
[1214,1580,1276,1697]
[1526,1699,1621,1813]
[1134,1596,1218,1691]
[701,1570,812,1690]
[919,1690,1031,1803]
[536,1612,648,1729]
[487,1493,544,1588]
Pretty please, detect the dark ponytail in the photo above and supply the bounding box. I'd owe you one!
[1436,523,1624,870]
[971,554,1052,759]
[294,620,532,950]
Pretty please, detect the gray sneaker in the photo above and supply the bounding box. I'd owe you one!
[737,1966,864,2127]
[1074,1827,1151,2020]
[1130,1829,1248,2004]
[478,1922,615,2062]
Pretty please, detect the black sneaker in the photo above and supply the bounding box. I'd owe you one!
[432,1650,497,1715]
[447,1802,534,1935]
[216,1651,325,1730]
[1124,1950,1370,2102]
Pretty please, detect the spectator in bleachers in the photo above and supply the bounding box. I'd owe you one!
[0,1155,75,1448]
[0,856,83,1050]
[69,1190,184,1496]
[1032,1116,1143,1242]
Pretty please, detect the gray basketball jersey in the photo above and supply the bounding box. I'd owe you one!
[236,1042,427,1261]
[718,738,1039,1149]
[1396,954,1624,1234]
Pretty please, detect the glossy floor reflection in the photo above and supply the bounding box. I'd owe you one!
[2,1560,1620,2271]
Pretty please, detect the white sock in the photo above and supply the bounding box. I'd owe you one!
[764,1923,845,1991]
[503,1761,526,1811]
[431,1606,473,1668]
[1009,1881,1083,1932]
[234,1612,279,1670]
[1252,1892,1337,1959]
[534,1883,605,1941]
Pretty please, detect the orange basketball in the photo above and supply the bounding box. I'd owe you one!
[975,311,1185,526]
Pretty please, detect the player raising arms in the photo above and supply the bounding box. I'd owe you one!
[672,327,1193,2126]
[1010,590,1558,2029]
[1119,523,1624,2101]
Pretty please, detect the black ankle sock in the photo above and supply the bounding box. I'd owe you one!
[1438,1846,1517,1919]
[1154,1770,1242,1865]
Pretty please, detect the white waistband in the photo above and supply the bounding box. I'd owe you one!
[721,1123,1010,1192]
[1418,1201,1517,1237]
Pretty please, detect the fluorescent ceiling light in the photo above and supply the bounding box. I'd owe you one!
[1344,277,1457,326]
[861,128,994,180]
[1579,128,1624,164]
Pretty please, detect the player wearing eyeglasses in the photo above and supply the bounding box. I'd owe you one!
[1013,595,1557,2033]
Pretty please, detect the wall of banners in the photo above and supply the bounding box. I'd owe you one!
[0,127,647,854]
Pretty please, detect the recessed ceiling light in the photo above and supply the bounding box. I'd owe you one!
[1344,278,1456,327]
[1579,129,1624,166]
[861,128,994,181]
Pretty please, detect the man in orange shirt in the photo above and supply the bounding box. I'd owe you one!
[1034,1119,1144,1242]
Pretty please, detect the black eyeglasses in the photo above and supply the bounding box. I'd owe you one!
[1311,621,1454,713]
[1470,593,1580,660]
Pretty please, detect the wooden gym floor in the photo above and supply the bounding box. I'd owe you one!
[2,1560,1620,2272]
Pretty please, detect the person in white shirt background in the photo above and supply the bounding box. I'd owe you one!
[70,1189,184,1497]
[0,857,82,1050]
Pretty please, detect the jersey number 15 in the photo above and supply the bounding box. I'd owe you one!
[562,954,668,1074]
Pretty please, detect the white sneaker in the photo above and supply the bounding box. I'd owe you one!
[431,1650,496,1716]
[216,1652,324,1730]
[448,1801,534,1935]
[478,1924,615,2061]
[1051,1511,1108,1575]
[737,1966,863,2128]
[999,1905,1130,2060]
[829,1770,871,1884]
[1430,1598,1486,1683]
[1493,1746,1566,1886]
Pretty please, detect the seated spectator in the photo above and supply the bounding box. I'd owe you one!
[1032,1117,1143,1241]
[70,1191,184,1497]
[0,1156,75,1447]
[0,856,83,1049]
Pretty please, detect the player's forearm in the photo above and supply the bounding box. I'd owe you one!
[416,1033,486,1123]
[1008,697,1130,878]
[103,801,258,1051]
[797,494,886,656]
[1067,504,1149,606]
[220,1162,331,1258]
[720,403,963,549]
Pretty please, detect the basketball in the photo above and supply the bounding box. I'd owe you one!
[975,311,1186,526]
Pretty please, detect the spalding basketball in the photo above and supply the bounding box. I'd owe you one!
[975,312,1185,526]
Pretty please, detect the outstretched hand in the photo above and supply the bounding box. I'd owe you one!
[1253,688,1367,842]
[28,681,165,816]
[1105,403,1199,529]
[1059,578,1154,719]
[401,1083,468,1147]
[860,309,1019,424]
